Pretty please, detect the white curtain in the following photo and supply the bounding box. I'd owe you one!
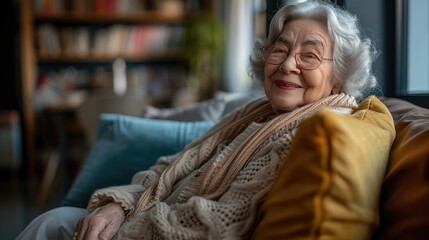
[222,0,255,92]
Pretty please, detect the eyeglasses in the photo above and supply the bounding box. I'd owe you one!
[260,47,334,70]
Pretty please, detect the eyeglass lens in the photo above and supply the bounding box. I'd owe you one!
[262,48,324,70]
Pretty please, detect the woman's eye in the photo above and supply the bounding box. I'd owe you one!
[272,49,287,53]
[302,52,319,60]
[271,50,290,58]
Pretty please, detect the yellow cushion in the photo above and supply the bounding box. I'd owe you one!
[252,96,395,239]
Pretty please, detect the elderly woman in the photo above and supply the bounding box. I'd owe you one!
[17,0,378,239]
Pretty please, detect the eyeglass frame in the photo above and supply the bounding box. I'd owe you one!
[260,46,334,70]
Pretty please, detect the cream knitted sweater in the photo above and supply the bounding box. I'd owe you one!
[88,94,357,239]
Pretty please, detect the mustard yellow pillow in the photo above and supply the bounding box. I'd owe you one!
[252,96,395,240]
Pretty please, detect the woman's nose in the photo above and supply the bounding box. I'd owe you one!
[279,54,301,74]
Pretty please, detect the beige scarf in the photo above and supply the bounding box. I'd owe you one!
[132,93,356,215]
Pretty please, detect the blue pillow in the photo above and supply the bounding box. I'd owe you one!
[62,114,215,208]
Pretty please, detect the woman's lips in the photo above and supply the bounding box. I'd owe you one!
[274,80,302,90]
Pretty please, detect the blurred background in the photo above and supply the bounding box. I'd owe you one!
[0,0,427,239]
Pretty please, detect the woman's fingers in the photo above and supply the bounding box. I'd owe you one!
[97,204,125,240]
[98,220,122,240]
[73,203,125,240]
[76,215,110,240]
[83,216,109,239]
[75,216,89,240]
[72,219,80,240]
[83,214,122,240]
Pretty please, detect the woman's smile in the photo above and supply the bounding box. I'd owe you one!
[273,80,303,90]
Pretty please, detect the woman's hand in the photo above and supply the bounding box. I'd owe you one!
[74,202,125,240]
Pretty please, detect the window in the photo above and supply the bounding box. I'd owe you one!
[396,0,429,107]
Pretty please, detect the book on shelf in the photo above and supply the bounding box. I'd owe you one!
[105,24,127,56]
[34,0,147,15]
[74,27,90,55]
[37,24,61,55]
[37,24,185,58]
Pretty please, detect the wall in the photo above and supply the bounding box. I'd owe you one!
[346,0,387,95]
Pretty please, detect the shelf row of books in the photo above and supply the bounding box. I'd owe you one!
[34,65,188,110]
[33,0,147,15]
[37,24,184,57]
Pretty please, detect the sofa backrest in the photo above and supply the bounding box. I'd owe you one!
[375,97,429,239]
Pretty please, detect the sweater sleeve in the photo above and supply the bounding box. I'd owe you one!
[118,150,282,239]
[86,153,179,214]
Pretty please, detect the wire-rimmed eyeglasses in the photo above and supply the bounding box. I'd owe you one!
[260,47,334,70]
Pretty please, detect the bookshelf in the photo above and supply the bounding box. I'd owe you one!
[20,0,217,179]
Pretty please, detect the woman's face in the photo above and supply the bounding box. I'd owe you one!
[264,18,340,112]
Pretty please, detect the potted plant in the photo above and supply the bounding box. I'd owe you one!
[181,14,224,100]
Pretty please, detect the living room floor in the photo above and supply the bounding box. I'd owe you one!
[0,170,60,240]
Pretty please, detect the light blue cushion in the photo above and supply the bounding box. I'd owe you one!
[62,114,216,208]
